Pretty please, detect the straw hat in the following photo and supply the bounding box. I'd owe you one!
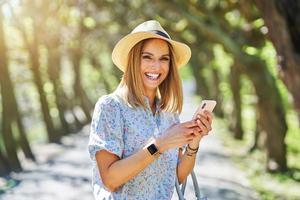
[112,20,191,72]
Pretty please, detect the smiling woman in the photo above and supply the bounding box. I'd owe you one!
[118,37,182,114]
[88,20,214,200]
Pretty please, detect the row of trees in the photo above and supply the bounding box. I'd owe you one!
[155,0,299,172]
[0,0,299,176]
[0,0,105,174]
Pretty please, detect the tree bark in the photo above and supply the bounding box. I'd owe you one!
[0,150,10,176]
[25,23,60,143]
[189,47,210,98]
[16,114,36,161]
[9,0,60,143]
[249,109,264,152]
[0,11,22,172]
[230,63,244,139]
[47,45,71,134]
[90,56,112,93]
[70,47,92,123]
[211,68,224,117]
[0,10,35,164]
[237,59,287,171]
[254,0,300,124]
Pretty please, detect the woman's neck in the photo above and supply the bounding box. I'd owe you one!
[144,90,156,111]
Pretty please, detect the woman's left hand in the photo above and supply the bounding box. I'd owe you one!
[189,110,213,147]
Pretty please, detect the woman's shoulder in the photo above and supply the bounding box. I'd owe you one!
[96,93,122,110]
[161,109,179,117]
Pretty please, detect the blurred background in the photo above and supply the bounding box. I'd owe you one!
[0,0,299,199]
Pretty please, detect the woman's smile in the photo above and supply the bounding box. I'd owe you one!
[144,72,161,80]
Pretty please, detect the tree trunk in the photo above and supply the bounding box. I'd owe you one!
[0,151,10,176]
[1,10,35,164]
[90,56,112,93]
[0,10,22,172]
[230,64,243,139]
[254,0,300,124]
[249,109,264,152]
[211,68,224,117]
[16,114,35,161]
[189,48,210,98]
[25,24,60,143]
[47,46,71,134]
[71,48,92,123]
[238,59,288,171]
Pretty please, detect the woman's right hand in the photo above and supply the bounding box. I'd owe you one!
[155,120,201,153]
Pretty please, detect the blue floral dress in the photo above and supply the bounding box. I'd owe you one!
[88,91,181,200]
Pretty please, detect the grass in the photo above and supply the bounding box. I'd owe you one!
[217,108,300,200]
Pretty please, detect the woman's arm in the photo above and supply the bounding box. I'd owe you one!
[176,142,201,184]
[95,140,159,192]
[96,120,198,192]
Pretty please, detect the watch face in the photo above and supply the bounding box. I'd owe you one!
[147,143,158,155]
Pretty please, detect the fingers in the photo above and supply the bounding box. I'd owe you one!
[196,119,207,134]
[182,120,198,128]
[200,112,212,124]
[204,111,213,124]
[197,116,211,132]
[167,135,194,148]
[166,112,214,149]
[164,124,198,149]
[182,127,199,136]
[196,112,213,134]
[191,127,202,136]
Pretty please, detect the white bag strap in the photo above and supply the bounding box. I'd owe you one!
[175,170,208,200]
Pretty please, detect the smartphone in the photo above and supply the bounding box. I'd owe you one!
[192,100,217,119]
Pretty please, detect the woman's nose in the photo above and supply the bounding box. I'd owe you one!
[151,59,160,68]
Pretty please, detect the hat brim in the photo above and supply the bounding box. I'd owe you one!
[112,32,191,72]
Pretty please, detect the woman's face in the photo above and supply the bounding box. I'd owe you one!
[140,39,170,94]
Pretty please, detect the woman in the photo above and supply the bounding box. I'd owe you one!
[88,20,213,200]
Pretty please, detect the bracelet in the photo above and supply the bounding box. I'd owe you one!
[185,144,199,157]
[187,144,199,152]
[186,151,197,157]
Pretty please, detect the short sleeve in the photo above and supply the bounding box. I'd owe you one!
[88,95,124,160]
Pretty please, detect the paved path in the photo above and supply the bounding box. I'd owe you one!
[0,80,260,200]
[0,129,94,200]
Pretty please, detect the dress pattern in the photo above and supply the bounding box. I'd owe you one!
[88,92,181,200]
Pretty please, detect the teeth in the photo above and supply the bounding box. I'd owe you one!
[146,73,159,78]
[145,73,160,80]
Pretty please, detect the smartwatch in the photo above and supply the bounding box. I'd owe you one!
[147,143,161,156]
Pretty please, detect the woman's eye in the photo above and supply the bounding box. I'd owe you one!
[142,56,151,60]
[161,57,169,61]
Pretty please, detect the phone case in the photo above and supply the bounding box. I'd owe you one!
[192,100,216,119]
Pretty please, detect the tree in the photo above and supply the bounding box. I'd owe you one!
[254,0,300,125]
[157,0,288,171]
[0,9,22,172]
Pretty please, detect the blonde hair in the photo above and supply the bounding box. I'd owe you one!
[116,39,183,113]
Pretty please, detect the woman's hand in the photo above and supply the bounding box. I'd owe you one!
[189,111,213,148]
[156,120,201,153]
